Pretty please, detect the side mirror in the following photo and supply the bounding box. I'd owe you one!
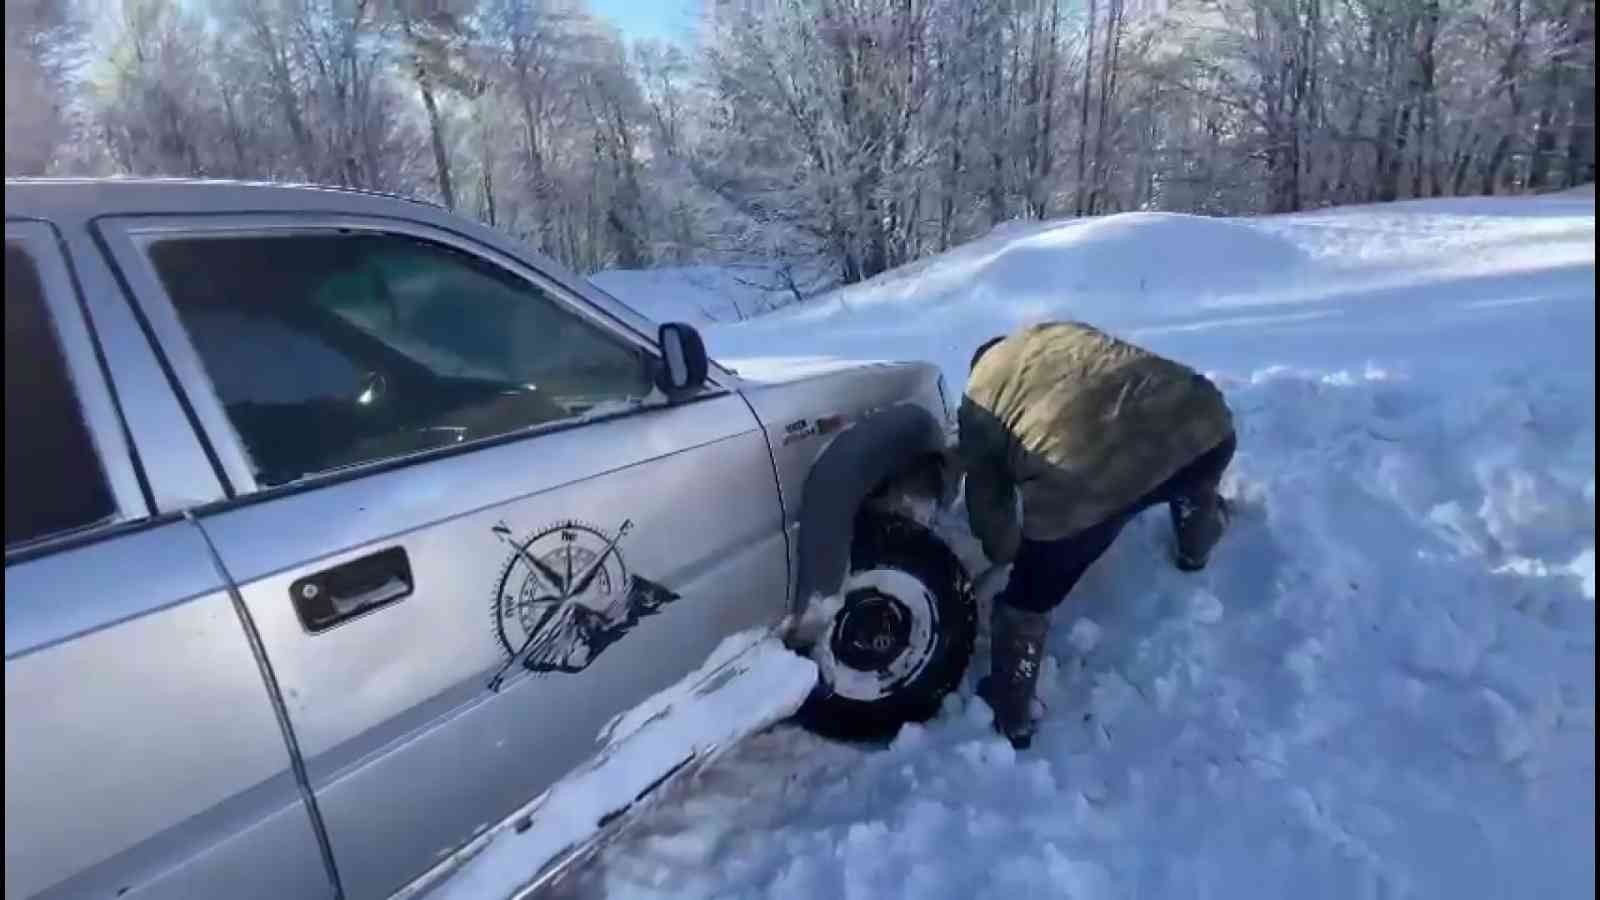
[656,322,709,400]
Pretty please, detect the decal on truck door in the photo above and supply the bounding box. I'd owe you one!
[487,519,680,689]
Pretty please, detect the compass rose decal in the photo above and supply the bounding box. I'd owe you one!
[487,518,679,690]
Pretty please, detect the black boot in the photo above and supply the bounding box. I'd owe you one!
[976,602,1050,749]
[1172,495,1230,572]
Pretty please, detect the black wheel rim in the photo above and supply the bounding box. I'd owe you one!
[830,587,913,672]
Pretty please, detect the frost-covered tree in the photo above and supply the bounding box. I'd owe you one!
[5,0,81,175]
[5,0,1592,280]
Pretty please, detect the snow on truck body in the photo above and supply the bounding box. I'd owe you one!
[3,179,967,900]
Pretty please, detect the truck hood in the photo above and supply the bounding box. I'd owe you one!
[720,355,912,385]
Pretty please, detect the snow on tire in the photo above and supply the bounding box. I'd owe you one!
[797,511,976,742]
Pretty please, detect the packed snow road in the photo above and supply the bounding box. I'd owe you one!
[556,193,1595,900]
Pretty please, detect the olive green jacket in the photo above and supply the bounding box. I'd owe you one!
[959,322,1234,563]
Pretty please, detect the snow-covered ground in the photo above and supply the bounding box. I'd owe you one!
[550,194,1595,900]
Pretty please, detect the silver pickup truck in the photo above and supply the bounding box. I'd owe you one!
[4,179,976,900]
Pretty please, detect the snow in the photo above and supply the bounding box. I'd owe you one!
[542,193,1595,899]
[1068,618,1104,655]
[588,266,740,326]
[588,265,826,327]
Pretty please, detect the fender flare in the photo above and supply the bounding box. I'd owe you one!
[792,404,948,614]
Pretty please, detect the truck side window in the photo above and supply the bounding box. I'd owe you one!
[4,244,117,546]
[146,232,656,487]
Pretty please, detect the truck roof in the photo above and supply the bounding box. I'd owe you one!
[2,176,715,378]
[4,177,441,223]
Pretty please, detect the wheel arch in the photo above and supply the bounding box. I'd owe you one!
[791,403,951,618]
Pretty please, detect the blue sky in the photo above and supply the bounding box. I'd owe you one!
[589,0,700,46]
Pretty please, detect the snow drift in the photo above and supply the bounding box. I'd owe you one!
[558,192,1595,900]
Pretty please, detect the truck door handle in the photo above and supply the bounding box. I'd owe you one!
[290,546,413,633]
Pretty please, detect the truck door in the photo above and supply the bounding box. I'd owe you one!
[4,223,334,900]
[99,215,789,899]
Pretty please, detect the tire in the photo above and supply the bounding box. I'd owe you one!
[796,510,976,742]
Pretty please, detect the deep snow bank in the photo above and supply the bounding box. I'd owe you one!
[571,195,1594,900]
[599,196,1594,394]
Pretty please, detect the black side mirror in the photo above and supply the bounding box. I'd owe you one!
[656,322,709,400]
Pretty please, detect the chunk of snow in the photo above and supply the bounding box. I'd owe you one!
[1186,590,1225,624]
[1068,618,1103,654]
[1572,548,1596,600]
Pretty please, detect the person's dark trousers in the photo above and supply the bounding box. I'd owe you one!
[995,432,1237,615]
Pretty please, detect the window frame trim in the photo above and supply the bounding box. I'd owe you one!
[5,221,145,552]
[96,213,728,498]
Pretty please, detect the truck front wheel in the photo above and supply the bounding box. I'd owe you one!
[796,511,976,741]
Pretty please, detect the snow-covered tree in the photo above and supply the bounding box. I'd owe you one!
[4,0,1592,280]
